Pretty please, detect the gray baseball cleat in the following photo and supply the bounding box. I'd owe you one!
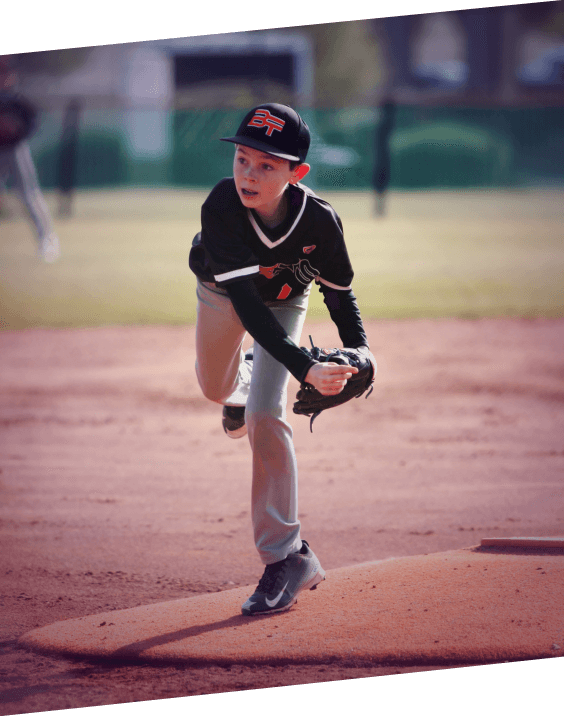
[241,540,326,616]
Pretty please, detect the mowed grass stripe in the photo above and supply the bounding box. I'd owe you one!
[1,188,563,330]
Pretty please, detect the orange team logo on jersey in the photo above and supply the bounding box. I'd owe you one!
[303,245,316,254]
[277,284,292,300]
[259,264,282,280]
[248,109,285,137]
[259,259,320,285]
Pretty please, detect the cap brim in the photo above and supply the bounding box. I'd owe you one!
[220,136,300,162]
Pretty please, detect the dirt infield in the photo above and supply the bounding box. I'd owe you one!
[1,317,564,714]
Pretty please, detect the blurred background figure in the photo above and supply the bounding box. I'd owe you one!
[372,97,396,217]
[57,98,81,218]
[0,55,60,262]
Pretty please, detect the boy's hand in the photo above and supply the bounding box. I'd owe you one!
[304,362,359,396]
[293,343,376,431]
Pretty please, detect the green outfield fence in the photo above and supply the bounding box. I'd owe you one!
[32,105,564,192]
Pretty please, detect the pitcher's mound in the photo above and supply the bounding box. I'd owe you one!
[19,546,564,666]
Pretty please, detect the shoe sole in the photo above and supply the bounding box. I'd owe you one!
[224,424,247,439]
[222,405,246,439]
[243,569,326,616]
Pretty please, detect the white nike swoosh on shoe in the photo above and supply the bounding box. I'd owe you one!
[265,582,289,608]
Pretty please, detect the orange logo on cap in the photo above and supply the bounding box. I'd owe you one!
[248,109,285,137]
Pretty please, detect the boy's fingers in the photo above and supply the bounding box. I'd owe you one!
[324,363,359,374]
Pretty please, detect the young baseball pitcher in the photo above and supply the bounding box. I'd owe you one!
[189,103,375,615]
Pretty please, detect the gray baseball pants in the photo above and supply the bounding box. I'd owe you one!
[195,279,310,565]
[0,141,54,243]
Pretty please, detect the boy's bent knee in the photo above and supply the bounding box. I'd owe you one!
[195,363,234,404]
[200,385,230,403]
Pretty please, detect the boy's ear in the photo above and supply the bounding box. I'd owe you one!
[290,163,310,184]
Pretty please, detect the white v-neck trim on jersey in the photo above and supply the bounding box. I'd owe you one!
[247,191,307,249]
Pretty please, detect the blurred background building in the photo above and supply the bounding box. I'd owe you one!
[3,0,564,194]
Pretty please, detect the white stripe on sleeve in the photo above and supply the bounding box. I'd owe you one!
[316,277,352,290]
[214,265,260,283]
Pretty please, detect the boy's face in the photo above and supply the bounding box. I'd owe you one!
[233,145,309,221]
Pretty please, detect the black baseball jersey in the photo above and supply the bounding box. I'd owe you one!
[190,178,369,383]
[190,178,354,301]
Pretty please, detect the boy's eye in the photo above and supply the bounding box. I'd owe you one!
[235,156,274,171]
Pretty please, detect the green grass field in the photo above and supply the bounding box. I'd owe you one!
[1,187,563,330]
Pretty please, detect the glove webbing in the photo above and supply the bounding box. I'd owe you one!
[304,335,373,432]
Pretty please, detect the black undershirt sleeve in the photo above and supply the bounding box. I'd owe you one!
[317,283,370,350]
[225,279,316,384]
[225,280,370,384]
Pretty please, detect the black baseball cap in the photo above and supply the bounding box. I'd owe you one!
[221,103,310,163]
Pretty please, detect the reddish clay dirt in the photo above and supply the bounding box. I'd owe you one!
[1,318,563,714]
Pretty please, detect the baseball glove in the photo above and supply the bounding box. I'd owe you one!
[0,94,36,148]
[293,337,376,431]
